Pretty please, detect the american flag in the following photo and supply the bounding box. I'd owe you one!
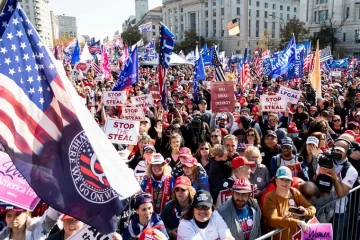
[212,49,226,81]
[254,55,263,77]
[241,62,251,87]
[88,40,101,54]
[0,0,138,233]
[158,23,175,110]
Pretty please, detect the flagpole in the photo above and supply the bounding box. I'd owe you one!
[243,0,249,50]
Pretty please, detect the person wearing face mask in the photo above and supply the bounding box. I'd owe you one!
[122,193,169,240]
[217,179,262,240]
[263,167,315,240]
[177,190,234,240]
[210,113,234,134]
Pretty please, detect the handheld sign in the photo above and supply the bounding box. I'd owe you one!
[149,86,161,100]
[260,95,287,112]
[279,85,301,104]
[0,152,40,211]
[211,82,235,113]
[68,225,112,240]
[332,71,341,77]
[122,107,145,121]
[301,223,333,240]
[104,119,140,145]
[131,94,154,108]
[103,91,126,106]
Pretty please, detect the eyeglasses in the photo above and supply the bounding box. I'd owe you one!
[247,134,255,137]
[268,119,276,123]
[281,145,292,150]
[195,206,210,211]
[175,188,186,192]
[333,119,341,122]
[211,135,220,138]
[201,148,209,150]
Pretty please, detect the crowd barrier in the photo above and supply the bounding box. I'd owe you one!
[254,184,360,240]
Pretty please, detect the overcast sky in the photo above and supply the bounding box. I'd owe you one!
[49,0,162,40]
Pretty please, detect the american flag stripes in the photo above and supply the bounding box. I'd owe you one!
[88,40,101,54]
[254,55,263,77]
[226,18,240,36]
[212,49,226,81]
[241,62,251,88]
[0,0,139,233]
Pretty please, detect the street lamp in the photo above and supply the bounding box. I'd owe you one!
[269,14,285,39]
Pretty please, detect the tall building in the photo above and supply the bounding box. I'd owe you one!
[19,0,53,48]
[162,0,300,55]
[57,15,78,38]
[50,11,59,40]
[137,6,162,42]
[300,0,360,55]
[135,0,149,23]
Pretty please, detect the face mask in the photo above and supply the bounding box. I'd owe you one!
[219,123,226,128]
[235,109,240,113]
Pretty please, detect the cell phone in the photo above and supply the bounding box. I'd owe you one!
[288,207,304,214]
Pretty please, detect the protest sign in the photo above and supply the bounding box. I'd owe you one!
[74,62,90,73]
[149,86,161,100]
[104,119,140,145]
[103,91,126,106]
[122,107,145,121]
[0,152,40,211]
[279,85,301,104]
[260,95,287,112]
[332,71,342,77]
[68,225,112,240]
[211,82,235,113]
[301,223,333,240]
[131,94,154,108]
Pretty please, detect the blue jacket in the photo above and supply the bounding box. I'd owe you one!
[191,171,210,191]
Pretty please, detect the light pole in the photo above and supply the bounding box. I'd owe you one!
[269,14,285,38]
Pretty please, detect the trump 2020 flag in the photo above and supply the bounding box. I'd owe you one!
[138,22,152,32]
[158,23,175,110]
[71,40,81,65]
[270,35,296,78]
[0,0,139,234]
[112,46,138,91]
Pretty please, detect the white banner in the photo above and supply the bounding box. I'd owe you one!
[131,94,154,108]
[104,119,139,145]
[68,225,112,240]
[260,95,287,112]
[331,71,341,77]
[279,85,301,104]
[122,107,145,121]
[103,91,126,106]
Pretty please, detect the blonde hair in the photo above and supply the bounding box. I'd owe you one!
[223,134,238,142]
[145,162,172,177]
[171,185,196,201]
[244,146,263,164]
[212,144,227,157]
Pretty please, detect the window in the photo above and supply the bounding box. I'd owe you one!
[256,10,260,17]
[221,18,225,36]
[238,41,240,46]
[205,21,208,37]
[213,9,216,17]
[315,10,328,22]
[205,10,208,18]
[273,4,276,10]
[356,30,360,43]
[221,8,224,15]
[272,22,275,38]
[287,6,290,11]
[237,7,241,15]
[175,16,178,22]
[256,20,259,37]
[249,19,251,37]
[280,13,283,19]
[174,8,177,14]
[265,3,268,8]
[213,0,216,6]
[205,2,208,7]
[213,19,216,37]
[249,9,251,16]
[343,32,346,42]
[237,0,240,3]
[272,12,275,19]
[264,21,268,29]
[294,7,297,13]
[181,15,183,21]
[152,25,155,29]
[256,1,260,7]
[347,7,350,18]
[221,0,225,4]
[249,0,251,5]
[280,5,283,10]
[265,11,268,18]
[287,14,290,20]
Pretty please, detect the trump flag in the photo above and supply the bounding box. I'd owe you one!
[0,0,139,234]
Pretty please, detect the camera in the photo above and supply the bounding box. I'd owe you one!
[191,114,202,130]
[318,151,342,169]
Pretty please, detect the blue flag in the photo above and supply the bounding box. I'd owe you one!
[243,47,248,63]
[113,46,138,91]
[158,24,176,110]
[71,40,80,65]
[202,46,214,66]
[270,35,297,78]
[194,55,206,82]
[262,50,272,77]
[0,0,139,234]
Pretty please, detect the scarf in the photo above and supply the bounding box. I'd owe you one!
[127,212,164,237]
[146,174,172,213]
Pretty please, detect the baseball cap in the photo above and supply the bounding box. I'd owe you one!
[199,99,207,104]
[315,174,333,194]
[232,178,253,193]
[150,153,165,165]
[134,193,153,209]
[265,130,277,138]
[143,144,156,153]
[306,136,319,146]
[334,140,349,153]
[174,176,191,189]
[310,106,317,111]
[231,156,255,170]
[182,157,198,167]
[141,117,151,125]
[276,166,293,181]
[193,190,213,208]
[0,204,25,215]
[139,227,167,240]
[61,215,76,221]
[179,147,192,158]
[281,137,293,147]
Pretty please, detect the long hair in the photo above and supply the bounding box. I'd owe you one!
[182,204,215,220]
[145,162,172,177]
[307,118,329,136]
[171,185,196,202]
[245,128,261,146]
[194,142,213,158]
[244,146,263,164]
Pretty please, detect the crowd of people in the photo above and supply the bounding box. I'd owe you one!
[1,55,360,240]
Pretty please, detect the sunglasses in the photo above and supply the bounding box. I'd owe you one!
[201,148,209,150]
[247,134,255,137]
[195,206,210,211]
[175,188,186,192]
[281,145,292,150]
[211,135,220,138]
[333,119,341,122]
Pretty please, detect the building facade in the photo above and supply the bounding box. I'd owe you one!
[19,0,53,48]
[162,0,300,55]
[299,0,360,55]
[122,15,136,32]
[135,0,149,23]
[57,15,78,38]
[137,6,162,42]
[50,11,59,40]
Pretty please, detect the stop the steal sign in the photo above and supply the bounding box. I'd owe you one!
[260,95,287,112]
